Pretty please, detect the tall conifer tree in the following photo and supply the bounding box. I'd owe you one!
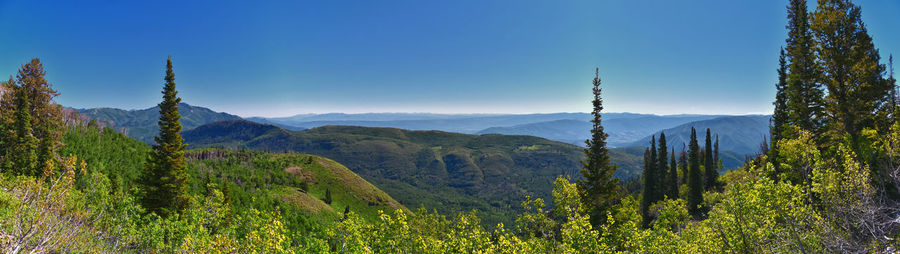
[812,0,890,143]
[657,132,668,199]
[142,57,190,217]
[8,89,37,176]
[578,68,619,228]
[687,128,703,217]
[704,129,718,190]
[668,147,678,199]
[785,0,825,136]
[771,49,789,177]
[640,146,653,228]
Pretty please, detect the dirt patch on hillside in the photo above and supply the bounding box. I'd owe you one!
[285,166,315,184]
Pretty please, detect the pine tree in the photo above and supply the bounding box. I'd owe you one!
[668,147,678,199]
[142,57,190,217]
[687,128,703,218]
[657,132,668,199]
[8,88,38,176]
[771,49,789,177]
[714,135,720,168]
[578,68,619,229]
[704,129,718,190]
[812,0,890,144]
[640,142,655,228]
[785,0,825,137]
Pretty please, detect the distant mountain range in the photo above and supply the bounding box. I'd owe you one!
[476,115,722,147]
[76,104,772,157]
[627,115,772,155]
[77,103,242,143]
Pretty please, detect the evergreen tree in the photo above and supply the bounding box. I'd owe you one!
[785,0,825,137]
[714,135,720,167]
[679,144,687,185]
[704,129,718,190]
[771,49,789,177]
[7,88,38,176]
[577,68,619,229]
[890,55,899,124]
[687,128,703,218]
[640,140,655,228]
[0,59,62,177]
[812,0,890,144]
[325,188,333,204]
[657,132,668,199]
[668,147,678,199]
[142,57,190,217]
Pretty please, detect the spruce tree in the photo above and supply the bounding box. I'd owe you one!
[142,57,190,217]
[785,0,825,136]
[771,49,789,177]
[687,128,703,218]
[668,147,678,199]
[812,0,890,143]
[640,142,655,228]
[657,132,668,199]
[578,68,619,228]
[704,129,718,190]
[8,89,38,176]
[714,135,720,168]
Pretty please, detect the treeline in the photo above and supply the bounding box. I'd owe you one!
[638,129,721,228]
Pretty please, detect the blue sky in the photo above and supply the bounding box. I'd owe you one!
[1,0,898,117]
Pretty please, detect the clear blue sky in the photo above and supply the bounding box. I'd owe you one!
[1,0,898,117]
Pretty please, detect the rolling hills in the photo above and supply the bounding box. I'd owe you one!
[183,119,645,226]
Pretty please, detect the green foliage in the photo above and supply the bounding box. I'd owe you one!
[142,57,190,217]
[812,0,891,143]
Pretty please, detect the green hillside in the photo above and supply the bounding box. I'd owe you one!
[60,125,405,223]
[184,120,645,226]
[77,103,242,144]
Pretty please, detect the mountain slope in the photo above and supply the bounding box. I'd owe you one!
[254,112,669,135]
[77,103,242,143]
[184,120,645,227]
[60,125,404,223]
[628,115,771,156]
[476,115,722,147]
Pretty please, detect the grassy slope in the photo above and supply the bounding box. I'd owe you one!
[61,125,405,224]
[184,120,644,227]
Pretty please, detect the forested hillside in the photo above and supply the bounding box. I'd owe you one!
[184,119,645,226]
